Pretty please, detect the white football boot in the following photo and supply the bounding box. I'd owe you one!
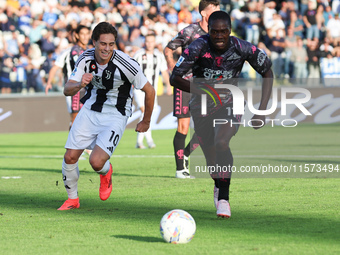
[216,199,231,218]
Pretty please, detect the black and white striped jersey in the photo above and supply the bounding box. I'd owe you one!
[133,48,167,104]
[55,47,72,82]
[69,48,148,116]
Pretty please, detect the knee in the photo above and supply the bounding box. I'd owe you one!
[89,158,104,172]
[64,153,78,164]
[215,140,230,152]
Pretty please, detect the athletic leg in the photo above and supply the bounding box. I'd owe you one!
[174,117,190,177]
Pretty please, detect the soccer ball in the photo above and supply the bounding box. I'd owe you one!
[160,209,196,244]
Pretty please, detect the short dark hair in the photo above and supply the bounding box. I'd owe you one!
[91,22,118,42]
[199,0,220,14]
[208,11,231,29]
[75,25,90,35]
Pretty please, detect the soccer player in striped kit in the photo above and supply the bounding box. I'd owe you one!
[58,22,155,210]
[133,32,171,149]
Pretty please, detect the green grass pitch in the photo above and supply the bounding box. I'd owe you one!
[0,123,339,254]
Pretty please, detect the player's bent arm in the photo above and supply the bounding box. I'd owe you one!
[64,73,93,96]
[135,82,155,132]
[164,47,176,71]
[45,65,61,94]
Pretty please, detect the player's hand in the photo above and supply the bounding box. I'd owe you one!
[251,115,266,130]
[45,83,52,94]
[135,120,150,133]
[81,73,93,87]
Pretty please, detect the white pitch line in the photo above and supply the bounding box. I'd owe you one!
[0,155,339,159]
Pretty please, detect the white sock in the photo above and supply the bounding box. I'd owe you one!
[137,132,145,145]
[145,129,153,145]
[97,160,110,175]
[62,159,79,199]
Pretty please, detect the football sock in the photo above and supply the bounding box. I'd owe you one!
[62,159,79,199]
[184,132,200,157]
[97,160,110,175]
[214,179,219,188]
[218,178,231,201]
[216,148,233,201]
[136,132,145,146]
[144,129,154,145]
[174,131,186,170]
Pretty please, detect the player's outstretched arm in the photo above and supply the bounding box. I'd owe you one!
[251,68,274,129]
[135,82,155,133]
[64,73,93,96]
[45,65,61,94]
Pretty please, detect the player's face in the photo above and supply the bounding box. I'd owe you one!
[209,19,231,53]
[78,28,91,48]
[94,33,116,65]
[145,36,156,52]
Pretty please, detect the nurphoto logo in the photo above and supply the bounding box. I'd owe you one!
[200,84,312,128]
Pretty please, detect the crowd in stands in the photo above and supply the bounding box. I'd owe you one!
[1,0,340,94]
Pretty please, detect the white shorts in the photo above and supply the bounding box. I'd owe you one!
[65,107,129,157]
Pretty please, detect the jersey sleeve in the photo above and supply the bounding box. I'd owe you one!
[240,40,272,75]
[172,38,203,77]
[132,64,148,90]
[166,26,191,50]
[54,49,69,68]
[69,55,86,82]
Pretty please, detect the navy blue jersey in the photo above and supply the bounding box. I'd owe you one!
[172,35,272,115]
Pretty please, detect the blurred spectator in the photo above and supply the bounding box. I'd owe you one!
[323,5,334,26]
[191,5,201,23]
[40,30,56,56]
[269,28,286,78]
[178,5,192,24]
[17,5,31,36]
[5,30,20,58]
[244,1,261,45]
[291,37,308,82]
[26,44,45,93]
[303,0,319,43]
[166,7,178,24]
[288,10,304,38]
[307,40,321,82]
[319,37,334,58]
[284,27,297,77]
[326,13,340,46]
[0,56,14,94]
[332,0,340,14]
[29,19,46,44]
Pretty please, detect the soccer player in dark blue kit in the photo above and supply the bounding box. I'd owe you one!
[170,11,274,218]
[164,0,220,178]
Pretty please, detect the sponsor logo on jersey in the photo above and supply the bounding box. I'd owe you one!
[70,67,77,76]
[251,45,256,54]
[215,57,223,67]
[184,48,189,55]
[203,68,233,80]
[257,51,266,66]
[175,56,185,67]
[202,52,212,59]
